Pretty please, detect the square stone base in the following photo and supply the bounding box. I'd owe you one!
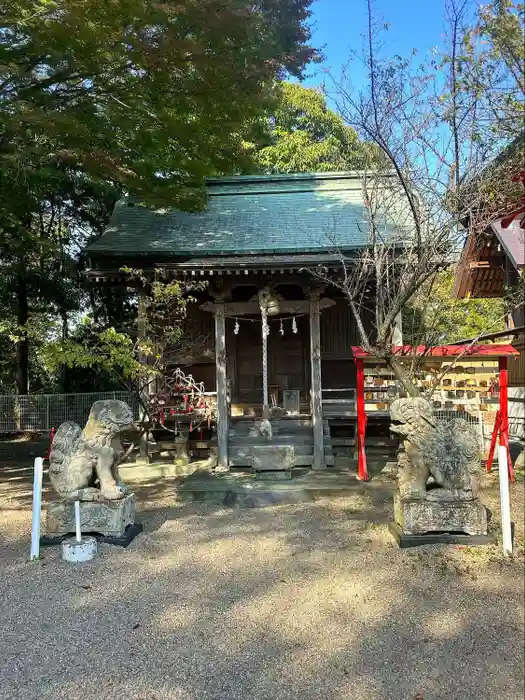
[46,493,137,538]
[394,493,489,536]
[388,522,497,548]
[251,445,294,471]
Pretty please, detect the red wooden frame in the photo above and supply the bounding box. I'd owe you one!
[351,345,518,485]
[486,356,515,482]
[351,344,519,358]
[355,358,368,481]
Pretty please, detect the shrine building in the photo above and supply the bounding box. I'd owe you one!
[86,172,516,478]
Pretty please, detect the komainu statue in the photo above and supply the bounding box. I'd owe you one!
[390,397,481,501]
[49,400,134,502]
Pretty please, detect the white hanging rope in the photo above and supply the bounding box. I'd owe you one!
[261,307,269,411]
[229,313,307,324]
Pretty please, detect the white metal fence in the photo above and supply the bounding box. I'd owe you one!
[0,392,139,433]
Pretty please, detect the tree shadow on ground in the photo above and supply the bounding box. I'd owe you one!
[1,465,524,700]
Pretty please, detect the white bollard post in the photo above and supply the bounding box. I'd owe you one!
[498,445,513,556]
[74,501,82,543]
[30,457,44,561]
[477,410,485,453]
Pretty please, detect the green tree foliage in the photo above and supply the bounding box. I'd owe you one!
[0,0,317,392]
[252,82,373,173]
[1,0,316,204]
[403,269,507,346]
[475,0,524,139]
[44,269,205,397]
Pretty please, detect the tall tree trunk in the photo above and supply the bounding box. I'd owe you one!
[385,355,421,398]
[60,309,70,393]
[15,272,29,395]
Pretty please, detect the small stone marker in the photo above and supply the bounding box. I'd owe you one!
[61,501,97,563]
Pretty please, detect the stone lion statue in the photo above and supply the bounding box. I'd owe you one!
[48,400,134,502]
[390,397,481,501]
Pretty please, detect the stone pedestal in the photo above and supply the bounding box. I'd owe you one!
[393,493,489,536]
[251,445,295,471]
[46,493,137,538]
[157,437,190,465]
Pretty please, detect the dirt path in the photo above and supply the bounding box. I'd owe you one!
[0,458,523,700]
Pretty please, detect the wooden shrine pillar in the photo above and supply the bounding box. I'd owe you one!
[137,293,151,462]
[309,291,325,469]
[214,302,229,471]
[355,357,369,481]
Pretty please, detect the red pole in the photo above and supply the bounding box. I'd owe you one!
[43,426,56,462]
[356,358,369,481]
[498,356,515,482]
[486,411,501,472]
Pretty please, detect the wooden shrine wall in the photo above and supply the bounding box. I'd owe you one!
[320,300,364,389]
[176,297,369,403]
[232,315,309,403]
[182,306,215,360]
[320,302,361,358]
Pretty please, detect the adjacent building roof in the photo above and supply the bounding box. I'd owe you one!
[87,172,402,260]
[491,216,525,269]
[453,214,524,299]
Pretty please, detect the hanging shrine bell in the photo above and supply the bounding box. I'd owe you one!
[258,287,280,316]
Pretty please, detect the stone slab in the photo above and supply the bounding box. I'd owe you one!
[46,493,137,538]
[173,470,364,507]
[251,445,294,471]
[119,461,210,482]
[41,522,143,548]
[282,390,300,415]
[388,522,498,548]
[394,493,489,536]
[255,470,292,481]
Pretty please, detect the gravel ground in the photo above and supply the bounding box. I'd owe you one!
[0,467,524,700]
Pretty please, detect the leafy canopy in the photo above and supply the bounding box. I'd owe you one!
[404,269,507,346]
[1,0,317,207]
[252,82,375,173]
[0,0,317,392]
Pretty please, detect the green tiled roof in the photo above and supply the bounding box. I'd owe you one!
[87,172,399,258]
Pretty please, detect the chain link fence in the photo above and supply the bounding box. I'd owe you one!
[0,392,140,433]
[435,408,498,454]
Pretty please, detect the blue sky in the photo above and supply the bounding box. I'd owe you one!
[303,0,449,89]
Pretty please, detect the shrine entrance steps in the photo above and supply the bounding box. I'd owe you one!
[168,469,369,508]
[227,417,334,469]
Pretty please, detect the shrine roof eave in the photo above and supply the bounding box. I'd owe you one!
[86,252,358,283]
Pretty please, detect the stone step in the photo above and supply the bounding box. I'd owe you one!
[229,442,333,453]
[229,436,314,446]
[228,430,317,439]
[366,438,398,447]
[229,419,314,432]
[230,444,313,458]
[229,454,335,468]
[228,433,316,442]
[172,470,358,506]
